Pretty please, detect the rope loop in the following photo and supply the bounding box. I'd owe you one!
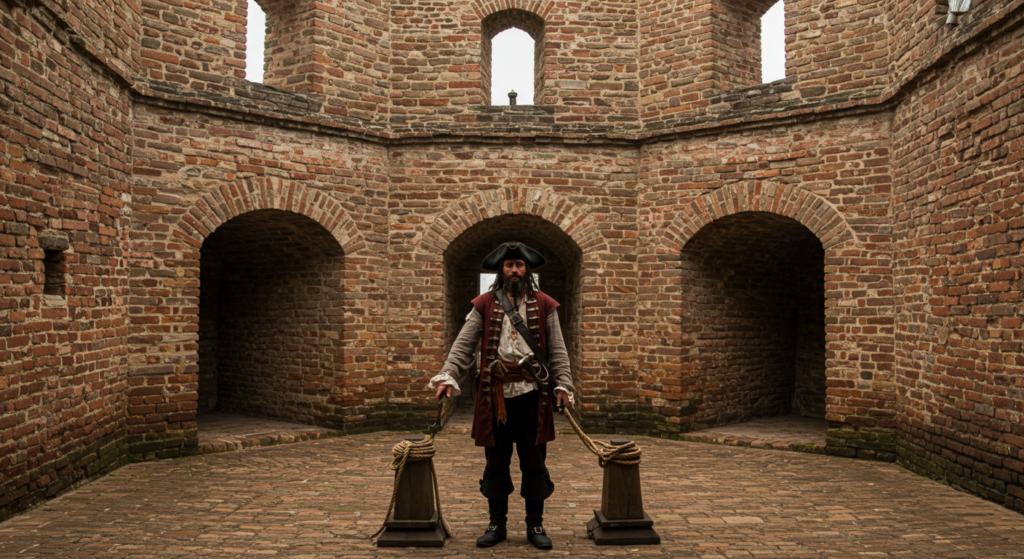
[560,408,643,467]
[370,435,454,540]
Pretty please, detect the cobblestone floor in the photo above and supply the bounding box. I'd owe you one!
[1,414,1023,558]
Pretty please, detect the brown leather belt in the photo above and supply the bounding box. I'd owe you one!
[490,361,538,424]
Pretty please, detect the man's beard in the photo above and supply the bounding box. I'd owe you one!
[505,275,527,297]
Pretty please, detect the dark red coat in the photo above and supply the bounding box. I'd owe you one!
[470,290,560,447]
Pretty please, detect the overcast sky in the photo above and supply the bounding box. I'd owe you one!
[245,1,786,97]
[245,2,266,83]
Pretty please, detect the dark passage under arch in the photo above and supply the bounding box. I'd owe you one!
[198,209,345,427]
[680,211,826,428]
[443,214,583,404]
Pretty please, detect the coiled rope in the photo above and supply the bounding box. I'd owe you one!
[371,397,457,540]
[559,407,643,467]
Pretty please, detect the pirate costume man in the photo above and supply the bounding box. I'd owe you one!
[429,242,575,550]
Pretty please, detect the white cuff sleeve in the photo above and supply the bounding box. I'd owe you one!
[553,385,575,407]
[427,373,462,397]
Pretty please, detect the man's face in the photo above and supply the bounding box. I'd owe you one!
[503,259,526,283]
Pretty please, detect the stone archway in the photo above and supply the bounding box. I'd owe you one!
[473,1,556,20]
[126,178,365,457]
[197,209,346,426]
[680,211,826,429]
[660,182,858,253]
[174,177,363,254]
[647,183,891,446]
[415,187,607,409]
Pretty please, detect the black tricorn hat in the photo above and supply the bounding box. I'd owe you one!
[481,242,546,271]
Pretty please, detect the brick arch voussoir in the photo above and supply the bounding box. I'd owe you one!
[173,178,363,256]
[421,187,605,260]
[473,0,555,20]
[661,183,858,254]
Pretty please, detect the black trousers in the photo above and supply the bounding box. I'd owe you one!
[479,391,554,527]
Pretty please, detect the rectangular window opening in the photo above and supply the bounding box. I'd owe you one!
[246,1,267,83]
[760,1,786,83]
[43,249,66,298]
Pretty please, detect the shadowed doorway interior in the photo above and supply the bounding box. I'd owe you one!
[197,209,345,430]
[442,214,583,407]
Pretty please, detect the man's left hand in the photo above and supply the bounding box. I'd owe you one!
[555,391,572,410]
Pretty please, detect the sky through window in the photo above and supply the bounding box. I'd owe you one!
[245,1,266,83]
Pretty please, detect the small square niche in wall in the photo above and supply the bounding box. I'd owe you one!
[39,233,69,304]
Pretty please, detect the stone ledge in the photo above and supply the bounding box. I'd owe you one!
[199,431,335,455]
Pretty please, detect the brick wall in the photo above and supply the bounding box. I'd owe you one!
[141,0,246,92]
[887,0,1011,90]
[140,0,389,129]
[263,0,390,122]
[387,149,638,428]
[65,0,142,73]
[388,0,640,136]
[785,0,888,99]
[639,0,889,133]
[199,209,346,425]
[0,0,133,520]
[4,0,1024,523]
[891,7,1024,513]
[637,116,896,452]
[127,105,390,458]
[712,0,778,90]
[679,212,826,428]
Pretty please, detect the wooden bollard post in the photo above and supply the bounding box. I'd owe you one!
[375,436,447,547]
[586,438,660,545]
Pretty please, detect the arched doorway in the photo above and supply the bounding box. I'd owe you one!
[442,214,583,405]
[681,211,826,428]
[197,209,345,426]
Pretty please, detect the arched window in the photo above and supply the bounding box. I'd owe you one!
[482,10,546,106]
[245,1,266,83]
[490,29,535,105]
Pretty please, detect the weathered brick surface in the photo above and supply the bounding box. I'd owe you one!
[3,0,1024,524]
[679,212,827,427]
[127,104,390,458]
[263,0,390,123]
[388,0,640,136]
[140,0,246,91]
[638,0,889,133]
[386,150,637,427]
[637,117,896,446]
[891,7,1024,512]
[198,209,346,426]
[0,0,133,520]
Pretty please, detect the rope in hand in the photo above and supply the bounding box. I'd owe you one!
[559,406,643,467]
[370,396,457,540]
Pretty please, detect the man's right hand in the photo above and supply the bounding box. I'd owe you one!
[435,384,452,401]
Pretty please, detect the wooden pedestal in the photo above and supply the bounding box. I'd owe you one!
[587,438,660,545]
[375,436,447,547]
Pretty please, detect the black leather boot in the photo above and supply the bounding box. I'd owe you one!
[527,525,553,549]
[476,524,507,547]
